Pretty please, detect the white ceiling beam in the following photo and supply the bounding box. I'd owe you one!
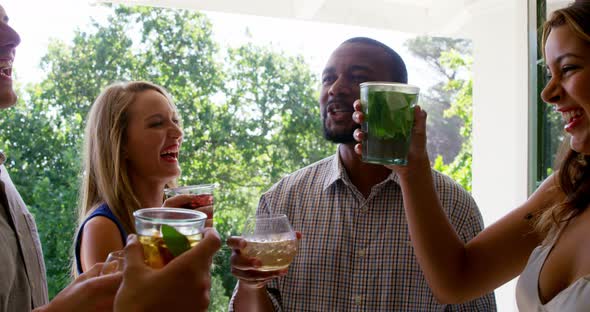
[93,0,525,38]
[94,0,435,34]
[293,0,328,19]
[94,0,294,18]
[311,1,437,34]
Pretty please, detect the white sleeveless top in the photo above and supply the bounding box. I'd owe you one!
[516,242,590,311]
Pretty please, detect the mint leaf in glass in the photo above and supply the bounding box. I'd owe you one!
[367,90,415,140]
[161,224,191,258]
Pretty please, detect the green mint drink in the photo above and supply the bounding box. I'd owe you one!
[360,82,419,165]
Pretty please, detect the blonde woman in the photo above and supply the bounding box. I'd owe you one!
[74,81,205,274]
[352,1,590,310]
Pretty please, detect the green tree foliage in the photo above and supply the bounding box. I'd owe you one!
[432,49,474,191]
[215,43,331,293]
[2,5,332,309]
[405,36,474,191]
[404,36,472,164]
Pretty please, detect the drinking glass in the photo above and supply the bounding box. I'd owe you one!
[100,250,125,275]
[164,184,215,210]
[360,82,420,165]
[241,214,298,271]
[134,208,207,269]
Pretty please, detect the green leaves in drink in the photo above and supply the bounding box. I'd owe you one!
[367,91,416,140]
[161,224,191,257]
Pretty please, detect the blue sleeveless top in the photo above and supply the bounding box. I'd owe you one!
[74,203,127,274]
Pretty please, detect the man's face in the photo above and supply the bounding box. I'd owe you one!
[0,5,20,109]
[319,42,394,143]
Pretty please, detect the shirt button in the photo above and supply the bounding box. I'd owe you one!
[357,249,366,257]
[354,295,363,305]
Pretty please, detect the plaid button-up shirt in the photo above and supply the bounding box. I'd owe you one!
[231,152,496,311]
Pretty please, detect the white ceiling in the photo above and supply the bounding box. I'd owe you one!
[547,0,572,14]
[94,0,569,38]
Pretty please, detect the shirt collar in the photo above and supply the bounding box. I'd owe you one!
[389,170,401,185]
[322,153,342,191]
[322,147,401,191]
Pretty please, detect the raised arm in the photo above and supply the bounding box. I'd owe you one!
[353,102,562,303]
[399,156,558,303]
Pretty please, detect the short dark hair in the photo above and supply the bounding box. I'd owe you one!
[341,37,408,83]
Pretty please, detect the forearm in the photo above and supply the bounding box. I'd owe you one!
[233,282,275,312]
[32,306,47,312]
[398,164,471,302]
[33,302,59,312]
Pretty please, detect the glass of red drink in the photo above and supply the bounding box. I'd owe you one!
[164,184,215,210]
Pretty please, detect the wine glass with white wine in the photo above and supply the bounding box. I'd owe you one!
[241,214,298,271]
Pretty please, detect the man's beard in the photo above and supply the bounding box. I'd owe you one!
[322,115,358,144]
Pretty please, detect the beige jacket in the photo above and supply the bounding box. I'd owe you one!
[0,164,49,309]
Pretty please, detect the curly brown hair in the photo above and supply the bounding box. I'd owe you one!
[535,1,590,239]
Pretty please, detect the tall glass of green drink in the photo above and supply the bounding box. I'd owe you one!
[360,82,420,165]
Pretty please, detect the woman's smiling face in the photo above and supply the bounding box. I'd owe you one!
[124,89,183,185]
[542,25,590,154]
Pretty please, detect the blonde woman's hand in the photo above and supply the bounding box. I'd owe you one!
[163,194,213,227]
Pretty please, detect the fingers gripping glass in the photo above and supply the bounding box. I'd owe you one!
[360,82,420,165]
[164,184,215,210]
[134,208,207,269]
[100,250,125,275]
[241,214,298,271]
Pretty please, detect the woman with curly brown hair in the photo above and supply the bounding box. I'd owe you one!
[352,1,590,310]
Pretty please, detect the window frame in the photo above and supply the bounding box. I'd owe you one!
[528,0,548,194]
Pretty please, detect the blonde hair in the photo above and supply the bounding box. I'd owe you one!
[536,1,590,240]
[73,81,177,276]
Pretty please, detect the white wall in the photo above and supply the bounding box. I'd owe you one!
[469,0,530,311]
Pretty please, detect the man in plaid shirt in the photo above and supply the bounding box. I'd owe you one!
[228,37,496,311]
